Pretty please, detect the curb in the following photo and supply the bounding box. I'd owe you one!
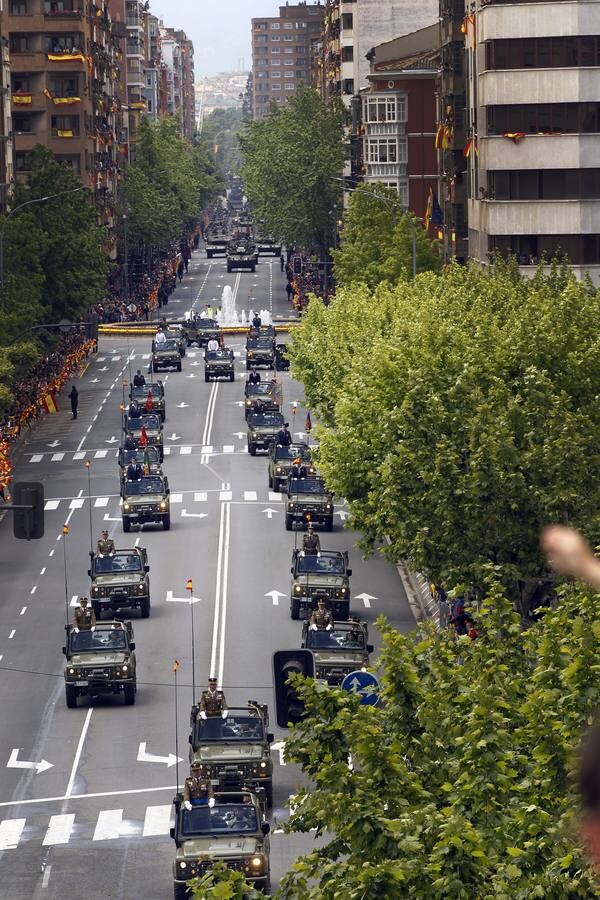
[384,536,439,627]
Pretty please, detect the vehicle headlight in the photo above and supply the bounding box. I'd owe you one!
[92,586,99,595]
[326,503,332,510]
[340,586,347,594]
[294,585,301,594]
[288,502,295,510]
[179,861,188,871]
[159,500,167,509]
[69,667,75,675]
[260,761,267,769]
[248,351,254,357]
[138,583,145,592]
[122,664,128,672]
[251,432,258,439]
[123,503,131,512]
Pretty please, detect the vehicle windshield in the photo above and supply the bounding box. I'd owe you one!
[196,319,218,328]
[296,553,345,574]
[70,628,127,652]
[180,804,258,837]
[206,350,232,360]
[289,478,327,494]
[156,340,178,351]
[247,339,273,350]
[275,445,309,461]
[126,415,160,433]
[196,714,265,742]
[121,446,160,466]
[249,413,284,427]
[93,552,142,574]
[130,385,161,399]
[125,477,164,495]
[246,384,273,396]
[306,628,366,651]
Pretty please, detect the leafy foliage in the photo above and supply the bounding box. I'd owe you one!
[188,861,263,899]
[240,85,344,250]
[197,108,245,178]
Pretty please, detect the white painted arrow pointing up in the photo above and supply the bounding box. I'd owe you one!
[262,508,278,519]
[176,402,189,408]
[265,590,286,606]
[47,440,61,448]
[105,436,118,444]
[354,592,377,608]
[335,510,349,521]
[137,742,182,767]
[7,749,53,775]
[167,433,181,441]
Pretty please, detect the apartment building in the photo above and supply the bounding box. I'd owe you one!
[0,0,13,210]
[166,28,194,140]
[467,0,600,283]
[251,1,324,120]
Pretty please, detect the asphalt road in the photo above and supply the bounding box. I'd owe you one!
[0,248,416,900]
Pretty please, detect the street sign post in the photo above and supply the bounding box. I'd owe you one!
[341,670,381,707]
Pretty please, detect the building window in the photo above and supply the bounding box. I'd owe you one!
[271,59,281,66]
[272,84,281,90]
[285,83,295,90]
[284,48,293,53]
[271,36,280,42]
[284,35,294,41]
[15,152,31,172]
[51,114,79,135]
[284,59,293,66]
[272,71,281,78]
[341,13,353,30]
[296,71,308,79]
[342,46,353,62]
[10,0,28,14]
[487,102,600,135]
[44,33,83,53]
[270,22,280,29]
[365,96,401,123]
[12,114,33,133]
[490,169,600,201]
[9,34,29,52]
[255,35,268,43]
[55,154,80,174]
[367,138,398,163]
[271,47,280,54]
[284,72,294,78]
[12,75,31,92]
[49,76,78,96]
[487,37,600,70]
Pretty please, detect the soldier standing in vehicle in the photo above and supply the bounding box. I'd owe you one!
[276,423,292,447]
[309,598,334,631]
[183,762,215,810]
[302,523,321,555]
[73,597,96,630]
[248,368,260,385]
[97,530,115,556]
[198,677,228,719]
[133,370,146,388]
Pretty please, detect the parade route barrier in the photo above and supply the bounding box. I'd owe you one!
[99,321,300,336]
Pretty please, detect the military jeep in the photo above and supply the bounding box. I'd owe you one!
[247,411,284,456]
[88,547,150,619]
[290,548,352,620]
[226,237,257,273]
[63,621,136,708]
[268,442,315,493]
[246,337,275,370]
[181,317,220,348]
[118,445,163,481]
[301,619,373,686]
[171,790,271,898]
[152,339,182,372]
[285,477,334,531]
[188,704,274,807]
[123,413,164,461]
[244,381,282,420]
[128,382,165,421]
[121,474,170,532]
[205,348,234,382]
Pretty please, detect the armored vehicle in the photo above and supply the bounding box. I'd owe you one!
[129,382,165,421]
[301,619,373,685]
[121,474,170,532]
[171,790,270,898]
[256,236,282,256]
[124,413,164,461]
[290,549,352,620]
[226,237,257,273]
[188,704,274,806]
[268,442,315,493]
[205,348,234,382]
[248,325,275,341]
[205,232,229,258]
[245,337,275,370]
[63,621,136,708]
[152,339,182,373]
[244,382,282,420]
[285,476,334,531]
[247,411,284,456]
[118,445,162,481]
[181,317,220,348]
[89,547,150,620]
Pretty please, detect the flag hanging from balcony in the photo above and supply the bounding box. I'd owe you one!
[461,14,476,49]
[435,125,444,149]
[47,53,86,63]
[57,130,74,138]
[43,88,54,100]
[463,137,478,158]
[502,132,525,143]
[53,96,81,105]
[12,93,32,105]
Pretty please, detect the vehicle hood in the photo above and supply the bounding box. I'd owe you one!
[289,493,331,503]
[250,425,280,434]
[207,359,233,366]
[196,744,264,761]
[68,652,128,666]
[154,348,178,355]
[295,575,346,587]
[182,837,258,858]
[93,574,143,586]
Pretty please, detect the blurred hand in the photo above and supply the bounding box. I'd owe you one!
[541,525,600,588]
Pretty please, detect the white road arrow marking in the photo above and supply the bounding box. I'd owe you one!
[105,436,118,444]
[165,590,202,604]
[271,741,287,766]
[103,512,121,523]
[7,749,53,775]
[187,374,196,379]
[231,401,245,407]
[262,508,278,519]
[98,366,108,372]
[335,510,349,521]
[265,590,286,606]
[167,433,181,441]
[181,510,208,519]
[47,440,60,448]
[294,432,306,439]
[90,378,100,383]
[136,742,182,768]
[191,361,200,367]
[354,592,377,608]
[176,402,189,408]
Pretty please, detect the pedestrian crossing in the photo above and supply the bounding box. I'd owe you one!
[28,443,253,465]
[42,490,288,513]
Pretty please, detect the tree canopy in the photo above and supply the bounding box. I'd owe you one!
[197,107,244,178]
[240,85,344,251]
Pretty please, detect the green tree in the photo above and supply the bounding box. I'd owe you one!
[332,183,441,288]
[240,85,344,251]
[197,108,244,178]
[188,862,263,899]
[290,262,600,598]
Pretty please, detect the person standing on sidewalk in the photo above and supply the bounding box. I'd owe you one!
[69,385,79,420]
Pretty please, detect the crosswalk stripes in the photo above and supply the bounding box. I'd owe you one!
[42,489,296,513]
[93,809,123,841]
[27,444,256,464]
[142,805,171,838]
[42,813,74,846]
[0,818,25,850]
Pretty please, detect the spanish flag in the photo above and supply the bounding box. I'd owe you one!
[42,393,58,414]
[12,93,32,105]
[54,96,81,105]
[57,130,74,138]
[502,132,525,143]
[47,52,86,63]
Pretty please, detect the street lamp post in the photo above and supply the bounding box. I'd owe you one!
[122,212,129,299]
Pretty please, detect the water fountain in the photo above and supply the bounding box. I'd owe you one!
[213,285,272,327]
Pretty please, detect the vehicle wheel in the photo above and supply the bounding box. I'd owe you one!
[325,517,334,532]
[268,473,273,488]
[123,683,136,705]
[65,685,77,709]
[262,876,272,896]
[204,374,210,382]
[229,373,234,382]
[139,597,150,618]
[123,516,131,533]
[285,514,293,531]
[290,598,300,620]
[251,264,256,273]
[173,884,189,900]
[249,445,256,456]
[92,600,102,621]
[163,515,171,531]
[176,362,182,372]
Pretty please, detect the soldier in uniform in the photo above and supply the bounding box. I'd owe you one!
[198,677,228,720]
[133,370,146,388]
[73,597,96,630]
[309,598,334,631]
[124,432,136,453]
[302,523,321,555]
[248,368,261,385]
[183,762,215,810]
[290,456,307,479]
[97,530,115,556]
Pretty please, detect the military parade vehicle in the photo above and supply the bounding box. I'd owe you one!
[248,324,275,341]
[188,703,274,807]
[205,230,230,258]
[118,445,163,481]
[256,235,282,256]
[205,347,235,382]
[247,411,284,456]
[226,237,257,273]
[63,621,137,708]
[290,549,352,620]
[124,413,164,461]
[246,336,275,370]
[181,317,220,348]
[301,619,373,685]
[165,324,186,357]
[171,789,271,898]
[121,473,171,532]
[268,442,315,493]
[152,338,182,372]
[88,547,150,620]
[128,381,165,421]
[274,343,290,372]
[244,381,282,420]
[285,476,334,531]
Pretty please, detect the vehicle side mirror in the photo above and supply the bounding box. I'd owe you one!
[347,569,352,577]
[129,642,135,651]
[87,570,91,577]
[145,565,150,573]
[267,732,274,743]
[169,827,175,839]
[261,822,270,835]
[62,646,66,655]
[188,734,192,743]
[290,567,294,574]
[367,644,374,654]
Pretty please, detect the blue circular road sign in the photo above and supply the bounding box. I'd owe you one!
[341,670,381,706]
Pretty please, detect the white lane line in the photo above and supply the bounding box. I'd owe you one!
[169,493,183,503]
[41,864,52,888]
[73,452,86,460]
[93,809,123,841]
[40,568,46,575]
[217,502,231,688]
[94,497,109,508]
[30,586,37,595]
[222,445,235,454]
[8,630,15,639]
[94,450,108,459]
[0,818,26,850]
[210,502,226,678]
[44,500,60,511]
[65,707,93,797]
[30,454,43,463]
[20,607,27,616]
[42,814,75,846]
[244,491,257,501]
[219,491,232,501]
[69,499,85,510]
[142,805,171,837]
[48,550,54,558]
[194,492,207,502]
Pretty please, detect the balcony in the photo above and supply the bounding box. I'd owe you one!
[468,197,600,235]
[480,133,600,171]
[479,1,600,42]
[479,68,600,107]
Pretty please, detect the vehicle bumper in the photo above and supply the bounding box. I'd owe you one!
[287,509,332,525]
[94,592,148,610]
[248,436,277,450]
[294,596,349,618]
[152,357,179,369]
[123,509,168,524]
[66,677,134,696]
[247,355,274,367]
[206,367,233,378]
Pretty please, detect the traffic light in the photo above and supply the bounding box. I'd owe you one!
[12,481,44,540]
[272,649,314,729]
[293,257,302,276]
[85,314,99,342]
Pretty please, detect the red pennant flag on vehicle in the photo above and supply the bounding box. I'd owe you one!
[139,426,148,447]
